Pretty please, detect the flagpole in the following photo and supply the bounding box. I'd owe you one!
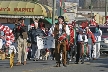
[60,0,65,16]
[60,0,62,16]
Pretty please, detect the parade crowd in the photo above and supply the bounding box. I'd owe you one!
[0,15,103,67]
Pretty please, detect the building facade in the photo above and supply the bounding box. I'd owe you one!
[79,0,105,9]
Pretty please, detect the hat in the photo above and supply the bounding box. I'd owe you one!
[30,24,35,28]
[58,16,64,21]
[18,17,25,21]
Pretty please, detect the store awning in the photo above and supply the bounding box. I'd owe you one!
[0,1,48,18]
[44,5,53,18]
[45,18,58,24]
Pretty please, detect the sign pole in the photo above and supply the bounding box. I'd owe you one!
[52,0,56,24]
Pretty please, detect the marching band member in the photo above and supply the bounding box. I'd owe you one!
[85,27,96,60]
[90,16,97,26]
[75,28,83,64]
[49,16,70,67]
[104,16,108,25]
[68,24,75,60]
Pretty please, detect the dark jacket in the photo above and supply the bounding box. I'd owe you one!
[14,24,28,40]
[28,27,46,43]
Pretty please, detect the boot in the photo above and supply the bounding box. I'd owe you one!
[16,62,21,65]
[55,63,60,67]
[66,59,69,65]
[55,62,61,67]
[23,61,26,65]
[63,64,67,67]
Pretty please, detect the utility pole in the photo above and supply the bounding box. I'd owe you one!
[90,0,93,18]
[105,0,108,20]
[60,0,65,16]
[52,0,56,24]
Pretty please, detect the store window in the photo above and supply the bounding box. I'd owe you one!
[0,18,18,24]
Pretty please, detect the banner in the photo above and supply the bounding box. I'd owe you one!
[37,36,55,49]
[0,39,3,49]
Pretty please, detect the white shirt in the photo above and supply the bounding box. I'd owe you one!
[59,24,63,35]
[84,35,88,42]
[78,34,83,41]
[78,34,88,42]
[95,29,102,42]
[34,21,38,26]
[49,24,70,36]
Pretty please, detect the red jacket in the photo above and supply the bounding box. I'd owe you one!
[87,31,96,43]
[70,29,74,43]
[90,19,96,26]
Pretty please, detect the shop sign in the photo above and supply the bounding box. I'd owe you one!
[0,7,34,12]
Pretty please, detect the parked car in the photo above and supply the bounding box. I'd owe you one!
[89,25,108,53]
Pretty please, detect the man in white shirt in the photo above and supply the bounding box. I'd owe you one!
[49,16,70,67]
[75,28,87,64]
[94,25,102,59]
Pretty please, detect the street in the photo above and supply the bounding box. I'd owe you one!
[0,55,108,72]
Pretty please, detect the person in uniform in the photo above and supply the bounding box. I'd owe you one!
[15,17,28,65]
[90,16,97,26]
[85,27,96,60]
[49,16,70,67]
[75,28,85,64]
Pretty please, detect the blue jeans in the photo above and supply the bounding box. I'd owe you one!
[31,44,37,58]
[88,44,92,59]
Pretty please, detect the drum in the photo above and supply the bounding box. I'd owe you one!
[58,33,67,42]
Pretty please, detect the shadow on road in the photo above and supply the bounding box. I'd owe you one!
[90,57,108,68]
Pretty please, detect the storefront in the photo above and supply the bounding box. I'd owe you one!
[0,1,52,25]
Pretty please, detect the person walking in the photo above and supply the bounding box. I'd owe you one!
[94,25,102,59]
[28,18,46,61]
[15,17,28,65]
[49,16,70,67]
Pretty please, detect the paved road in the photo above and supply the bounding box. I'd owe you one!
[0,56,108,72]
